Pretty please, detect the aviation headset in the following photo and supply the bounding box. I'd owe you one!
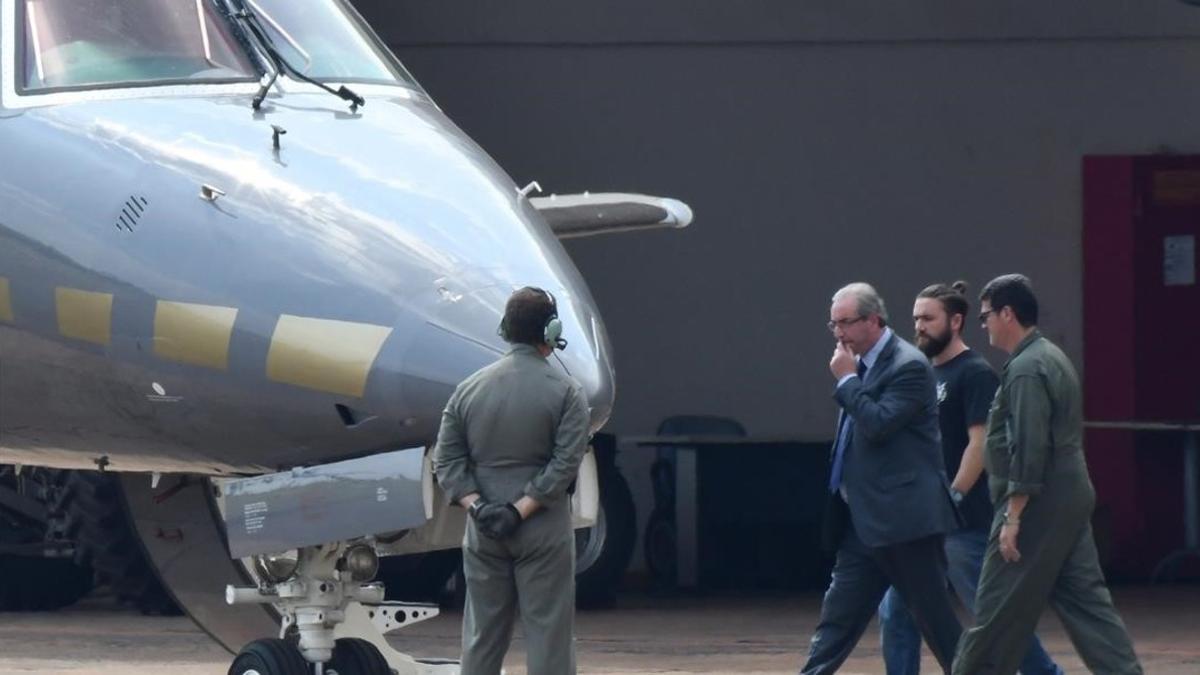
[497,287,568,351]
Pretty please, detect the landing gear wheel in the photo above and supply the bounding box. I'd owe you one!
[574,458,636,609]
[228,638,309,675]
[327,637,390,675]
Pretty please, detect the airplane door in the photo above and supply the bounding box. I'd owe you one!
[1084,155,1200,579]
[1131,160,1200,419]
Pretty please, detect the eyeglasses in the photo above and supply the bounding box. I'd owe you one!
[979,309,996,326]
[827,316,867,332]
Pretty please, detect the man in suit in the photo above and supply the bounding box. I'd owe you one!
[800,282,962,675]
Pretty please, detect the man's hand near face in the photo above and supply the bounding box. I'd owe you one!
[830,341,858,380]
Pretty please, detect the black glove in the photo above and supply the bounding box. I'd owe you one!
[475,502,523,540]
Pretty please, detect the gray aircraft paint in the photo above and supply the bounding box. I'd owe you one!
[0,8,614,476]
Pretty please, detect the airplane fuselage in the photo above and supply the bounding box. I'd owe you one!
[0,85,614,474]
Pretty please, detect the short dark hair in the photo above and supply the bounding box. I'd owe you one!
[500,287,556,345]
[917,281,971,333]
[980,274,1038,327]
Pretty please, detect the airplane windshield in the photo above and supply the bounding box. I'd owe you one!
[17,0,413,93]
[19,0,258,91]
[243,0,409,86]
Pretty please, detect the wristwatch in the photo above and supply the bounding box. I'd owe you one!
[949,488,964,505]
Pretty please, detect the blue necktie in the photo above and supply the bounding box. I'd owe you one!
[828,359,868,494]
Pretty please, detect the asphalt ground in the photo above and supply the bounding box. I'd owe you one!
[0,586,1196,674]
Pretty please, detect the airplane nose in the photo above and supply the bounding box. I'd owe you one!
[549,288,615,432]
[393,276,614,434]
[110,92,621,443]
[552,285,614,427]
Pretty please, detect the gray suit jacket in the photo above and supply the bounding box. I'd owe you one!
[832,333,960,548]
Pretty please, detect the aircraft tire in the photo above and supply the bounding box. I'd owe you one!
[327,637,391,675]
[51,470,182,615]
[228,638,309,675]
[574,458,636,609]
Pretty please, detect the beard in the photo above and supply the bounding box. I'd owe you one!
[916,326,953,358]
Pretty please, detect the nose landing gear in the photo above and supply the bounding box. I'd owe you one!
[327,638,392,674]
[228,637,391,675]
[228,638,311,675]
[226,542,445,675]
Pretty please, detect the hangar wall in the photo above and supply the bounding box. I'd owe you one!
[346,1,1200,577]
[354,1,1200,441]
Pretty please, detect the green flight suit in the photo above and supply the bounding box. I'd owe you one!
[953,331,1142,675]
[433,343,591,675]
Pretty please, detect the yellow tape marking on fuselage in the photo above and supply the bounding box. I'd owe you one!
[153,301,239,370]
[56,287,113,345]
[266,315,393,398]
[0,277,13,322]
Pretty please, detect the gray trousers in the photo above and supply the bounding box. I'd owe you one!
[953,470,1141,675]
[460,506,576,675]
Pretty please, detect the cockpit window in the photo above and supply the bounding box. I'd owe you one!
[245,0,412,86]
[19,0,257,92]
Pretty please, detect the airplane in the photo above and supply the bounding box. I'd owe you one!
[0,0,692,673]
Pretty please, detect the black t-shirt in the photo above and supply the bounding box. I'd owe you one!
[935,349,1000,532]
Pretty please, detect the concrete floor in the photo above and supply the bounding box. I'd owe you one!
[0,586,1196,674]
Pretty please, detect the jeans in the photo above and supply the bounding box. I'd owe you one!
[878,528,1063,675]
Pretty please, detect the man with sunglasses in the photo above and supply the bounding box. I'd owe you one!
[953,274,1141,675]
[800,282,962,675]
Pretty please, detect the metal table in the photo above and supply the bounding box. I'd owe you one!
[1084,420,1200,582]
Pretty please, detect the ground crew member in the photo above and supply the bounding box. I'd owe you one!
[953,274,1142,675]
[433,286,591,675]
